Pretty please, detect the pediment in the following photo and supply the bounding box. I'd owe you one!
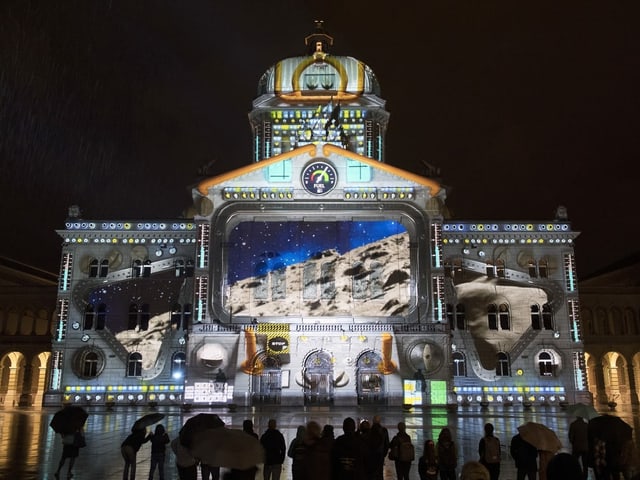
[196,143,441,198]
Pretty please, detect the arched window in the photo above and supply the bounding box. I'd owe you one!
[96,304,107,330]
[99,259,109,278]
[531,304,541,330]
[456,304,466,330]
[538,352,554,376]
[488,304,498,330]
[83,304,95,330]
[127,352,143,377]
[83,352,99,378]
[623,308,637,335]
[128,304,139,330]
[175,260,185,277]
[538,259,548,278]
[139,304,150,331]
[89,259,99,278]
[172,352,186,380]
[142,260,152,277]
[132,260,142,278]
[496,352,510,376]
[499,303,510,330]
[446,304,455,330]
[542,303,554,330]
[453,352,466,377]
[171,303,182,330]
[596,307,609,335]
[496,259,505,278]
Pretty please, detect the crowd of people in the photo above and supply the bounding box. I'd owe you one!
[53,413,638,480]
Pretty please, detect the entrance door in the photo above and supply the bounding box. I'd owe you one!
[251,356,282,405]
[356,350,386,405]
[303,350,334,406]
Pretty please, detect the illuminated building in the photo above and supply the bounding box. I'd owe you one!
[45,22,590,408]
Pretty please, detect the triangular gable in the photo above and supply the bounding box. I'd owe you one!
[196,143,441,196]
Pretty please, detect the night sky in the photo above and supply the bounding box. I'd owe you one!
[1,1,638,279]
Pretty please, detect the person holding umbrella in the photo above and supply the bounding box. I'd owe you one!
[121,426,150,480]
[54,427,85,479]
[147,424,170,480]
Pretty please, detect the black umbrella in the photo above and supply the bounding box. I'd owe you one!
[179,413,225,448]
[132,413,165,431]
[49,406,89,434]
[588,415,632,445]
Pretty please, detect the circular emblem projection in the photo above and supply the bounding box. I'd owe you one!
[406,341,444,375]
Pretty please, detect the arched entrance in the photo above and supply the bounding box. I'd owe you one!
[602,351,630,405]
[356,350,385,405]
[303,350,334,406]
[251,354,282,405]
[0,351,25,407]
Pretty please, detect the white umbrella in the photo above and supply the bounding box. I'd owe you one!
[190,428,264,470]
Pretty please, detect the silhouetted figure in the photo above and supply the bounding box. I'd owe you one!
[418,439,439,480]
[547,452,583,480]
[390,422,414,480]
[243,419,259,440]
[510,433,537,480]
[261,418,286,480]
[478,423,501,480]
[54,428,85,479]
[298,420,331,480]
[437,427,458,480]
[332,417,367,480]
[288,425,307,480]
[121,427,150,480]
[171,437,197,480]
[147,424,170,480]
[569,417,589,480]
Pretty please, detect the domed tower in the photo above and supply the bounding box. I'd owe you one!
[249,21,389,162]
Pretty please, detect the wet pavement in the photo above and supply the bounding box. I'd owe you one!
[1,403,636,480]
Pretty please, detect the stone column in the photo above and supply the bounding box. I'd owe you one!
[626,360,639,405]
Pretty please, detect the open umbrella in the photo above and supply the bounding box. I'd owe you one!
[588,415,632,445]
[189,428,264,470]
[50,405,89,434]
[566,402,599,420]
[179,413,225,448]
[518,422,562,452]
[132,412,165,431]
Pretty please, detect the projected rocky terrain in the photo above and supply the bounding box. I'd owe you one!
[229,232,412,317]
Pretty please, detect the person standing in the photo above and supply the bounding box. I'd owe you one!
[390,422,415,480]
[54,428,85,479]
[147,424,170,480]
[418,439,439,480]
[331,417,367,480]
[510,433,537,480]
[288,425,307,480]
[243,419,259,440]
[170,437,198,480]
[478,423,501,480]
[568,416,589,480]
[372,415,390,480]
[122,427,150,480]
[436,427,458,480]
[260,418,286,480]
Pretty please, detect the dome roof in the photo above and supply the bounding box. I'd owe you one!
[257,21,381,101]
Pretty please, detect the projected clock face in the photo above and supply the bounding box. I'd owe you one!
[302,161,337,195]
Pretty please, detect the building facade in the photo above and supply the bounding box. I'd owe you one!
[44,23,591,408]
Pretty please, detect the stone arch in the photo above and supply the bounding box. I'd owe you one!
[584,352,598,401]
[0,351,26,407]
[602,351,630,405]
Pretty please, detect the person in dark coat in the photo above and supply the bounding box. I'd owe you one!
[436,427,458,480]
[170,437,198,480]
[568,417,589,480]
[478,423,501,480]
[510,433,538,480]
[147,424,170,480]
[260,418,286,480]
[331,417,367,480]
[54,428,85,479]
[288,425,307,480]
[547,452,584,480]
[418,439,439,480]
[121,427,150,480]
[243,419,259,440]
[390,422,414,480]
[298,420,332,480]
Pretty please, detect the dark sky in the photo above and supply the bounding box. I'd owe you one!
[1,1,638,279]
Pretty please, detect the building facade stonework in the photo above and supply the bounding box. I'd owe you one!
[43,24,595,408]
